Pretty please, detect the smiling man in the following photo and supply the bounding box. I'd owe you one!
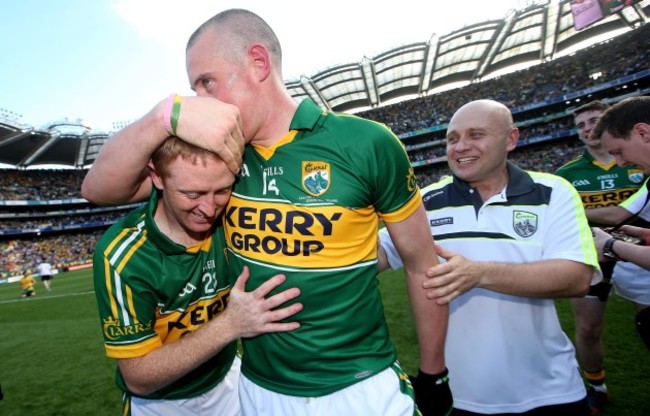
[379,99,601,415]
[92,136,302,415]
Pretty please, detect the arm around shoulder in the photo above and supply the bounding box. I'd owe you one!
[81,98,169,205]
[81,95,245,206]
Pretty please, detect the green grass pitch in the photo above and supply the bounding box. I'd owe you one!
[0,268,648,415]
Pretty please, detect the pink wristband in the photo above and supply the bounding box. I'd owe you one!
[163,94,176,135]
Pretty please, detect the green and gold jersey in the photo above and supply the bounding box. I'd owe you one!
[93,190,236,400]
[225,98,421,396]
[555,150,645,212]
[19,276,35,290]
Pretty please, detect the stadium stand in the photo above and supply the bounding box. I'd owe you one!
[1,0,649,279]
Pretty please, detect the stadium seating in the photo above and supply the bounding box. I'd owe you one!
[1,21,649,278]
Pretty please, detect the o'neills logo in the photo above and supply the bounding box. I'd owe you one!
[430,217,453,227]
[302,161,330,196]
[102,316,152,341]
[513,210,538,238]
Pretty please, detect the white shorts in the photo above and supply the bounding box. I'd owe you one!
[239,362,417,416]
[130,356,241,416]
[613,261,650,306]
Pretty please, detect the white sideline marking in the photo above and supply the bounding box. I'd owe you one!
[0,290,95,305]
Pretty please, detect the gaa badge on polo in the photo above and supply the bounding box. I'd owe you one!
[513,210,538,238]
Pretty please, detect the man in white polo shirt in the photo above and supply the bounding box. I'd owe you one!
[379,99,601,415]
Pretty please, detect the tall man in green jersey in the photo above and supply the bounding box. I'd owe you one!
[555,101,646,414]
[93,136,302,415]
[83,8,450,416]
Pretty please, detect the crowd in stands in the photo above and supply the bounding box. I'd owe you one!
[0,23,648,277]
[518,118,575,142]
[410,148,442,163]
[0,169,86,200]
[1,210,127,232]
[359,22,650,135]
[0,231,101,279]
[511,139,584,173]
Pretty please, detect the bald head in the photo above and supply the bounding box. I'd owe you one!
[450,99,514,132]
[187,8,282,70]
[445,100,518,194]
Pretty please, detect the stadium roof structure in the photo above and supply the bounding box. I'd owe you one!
[1,0,649,169]
[287,0,650,112]
[0,118,109,169]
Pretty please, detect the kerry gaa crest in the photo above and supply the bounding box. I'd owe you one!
[629,169,644,184]
[302,161,330,196]
[513,210,537,238]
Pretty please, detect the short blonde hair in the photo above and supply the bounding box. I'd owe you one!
[151,136,219,178]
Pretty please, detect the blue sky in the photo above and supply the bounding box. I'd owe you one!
[0,0,522,130]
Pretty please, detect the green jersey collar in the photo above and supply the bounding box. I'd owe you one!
[289,98,324,132]
[144,189,192,255]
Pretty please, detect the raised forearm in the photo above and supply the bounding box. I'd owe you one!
[81,100,167,204]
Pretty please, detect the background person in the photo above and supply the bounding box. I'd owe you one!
[19,274,36,298]
[593,96,650,181]
[554,100,648,413]
[93,136,302,415]
[379,100,600,415]
[591,95,650,350]
[585,180,650,350]
[36,260,53,291]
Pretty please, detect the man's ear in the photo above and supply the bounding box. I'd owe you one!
[506,127,520,151]
[249,44,271,81]
[634,123,650,142]
[148,161,164,190]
